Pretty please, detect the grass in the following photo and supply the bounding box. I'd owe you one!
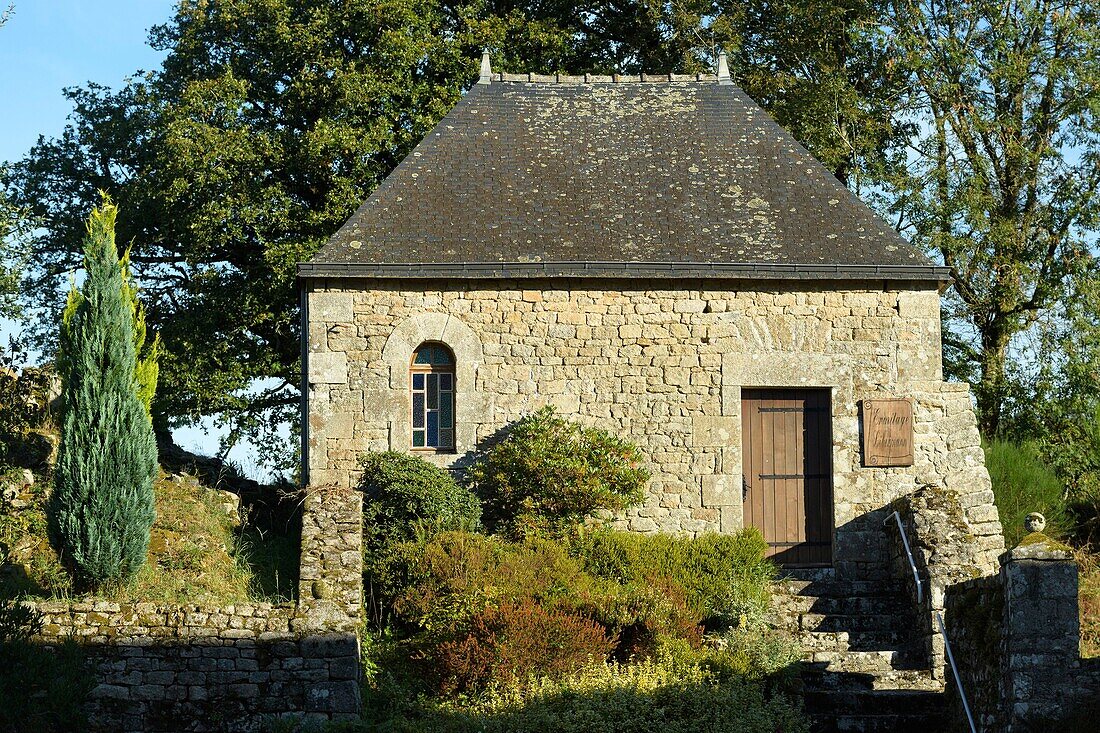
[1079,550,1100,658]
[984,440,1070,546]
[0,467,298,604]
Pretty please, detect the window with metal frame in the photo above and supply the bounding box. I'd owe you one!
[410,342,455,451]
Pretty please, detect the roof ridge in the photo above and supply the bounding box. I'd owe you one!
[493,72,719,84]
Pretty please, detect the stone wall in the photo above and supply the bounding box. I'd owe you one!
[305,277,1002,586]
[943,575,1002,731]
[889,485,1005,678]
[33,602,359,733]
[943,534,1100,731]
[29,483,364,732]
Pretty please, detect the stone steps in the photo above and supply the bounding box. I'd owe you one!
[772,574,947,732]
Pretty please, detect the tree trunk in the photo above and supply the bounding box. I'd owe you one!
[976,323,1012,437]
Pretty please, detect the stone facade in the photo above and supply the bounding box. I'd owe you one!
[305,277,1003,586]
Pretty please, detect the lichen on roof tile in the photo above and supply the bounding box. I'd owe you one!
[308,78,937,277]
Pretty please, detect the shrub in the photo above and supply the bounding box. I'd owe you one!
[346,641,808,733]
[465,407,649,539]
[572,528,774,628]
[392,531,592,633]
[49,200,158,587]
[985,440,1071,546]
[359,453,481,620]
[360,452,481,548]
[432,600,614,694]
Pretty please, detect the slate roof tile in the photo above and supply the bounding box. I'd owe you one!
[304,75,945,281]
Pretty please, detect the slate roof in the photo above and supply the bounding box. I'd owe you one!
[303,72,946,281]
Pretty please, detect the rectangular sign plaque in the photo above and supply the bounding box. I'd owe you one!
[863,399,914,467]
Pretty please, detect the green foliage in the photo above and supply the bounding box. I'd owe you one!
[351,638,806,733]
[382,527,777,691]
[1038,410,1100,547]
[49,200,158,587]
[883,0,1100,435]
[572,528,774,629]
[0,467,73,599]
[2,465,291,604]
[0,338,54,462]
[466,407,649,538]
[359,451,481,621]
[0,598,41,642]
[344,505,794,732]
[360,452,482,548]
[0,600,92,733]
[985,440,1071,546]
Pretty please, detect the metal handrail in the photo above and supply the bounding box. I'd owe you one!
[887,509,977,733]
[938,611,977,733]
[886,510,923,605]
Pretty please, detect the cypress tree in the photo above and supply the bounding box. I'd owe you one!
[50,200,158,587]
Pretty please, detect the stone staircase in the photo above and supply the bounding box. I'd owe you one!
[772,569,949,732]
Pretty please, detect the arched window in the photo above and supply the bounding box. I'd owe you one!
[410,342,455,451]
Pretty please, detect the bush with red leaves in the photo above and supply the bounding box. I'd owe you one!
[433,600,615,694]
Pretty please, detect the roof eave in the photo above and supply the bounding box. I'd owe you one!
[298,260,951,283]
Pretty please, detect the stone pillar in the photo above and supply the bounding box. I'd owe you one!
[298,483,364,623]
[1000,532,1079,730]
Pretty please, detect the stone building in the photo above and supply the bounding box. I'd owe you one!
[299,55,1004,583]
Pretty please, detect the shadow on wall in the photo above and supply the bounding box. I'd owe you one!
[0,632,360,733]
[781,504,928,660]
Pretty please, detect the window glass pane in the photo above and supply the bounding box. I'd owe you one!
[439,373,452,391]
[427,374,438,409]
[412,373,424,390]
[413,430,425,448]
[433,348,453,366]
[440,392,453,429]
[439,428,453,448]
[414,349,431,365]
[427,411,438,446]
[412,393,425,428]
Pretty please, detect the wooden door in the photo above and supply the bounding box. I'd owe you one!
[741,388,833,566]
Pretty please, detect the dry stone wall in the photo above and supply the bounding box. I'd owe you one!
[33,602,359,733]
[944,534,1100,731]
[306,277,1002,585]
[29,484,364,732]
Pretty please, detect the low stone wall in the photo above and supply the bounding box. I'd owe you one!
[942,575,1002,731]
[33,602,359,733]
[28,484,365,733]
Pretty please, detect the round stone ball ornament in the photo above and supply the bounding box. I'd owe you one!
[1024,512,1046,533]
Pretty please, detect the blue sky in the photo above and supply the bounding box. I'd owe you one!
[0,1,174,165]
[1,1,283,477]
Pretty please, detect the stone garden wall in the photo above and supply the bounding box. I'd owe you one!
[889,484,1005,679]
[305,277,1003,586]
[937,532,1100,731]
[29,484,364,733]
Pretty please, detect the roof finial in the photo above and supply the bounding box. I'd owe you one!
[717,50,731,85]
[479,49,492,84]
